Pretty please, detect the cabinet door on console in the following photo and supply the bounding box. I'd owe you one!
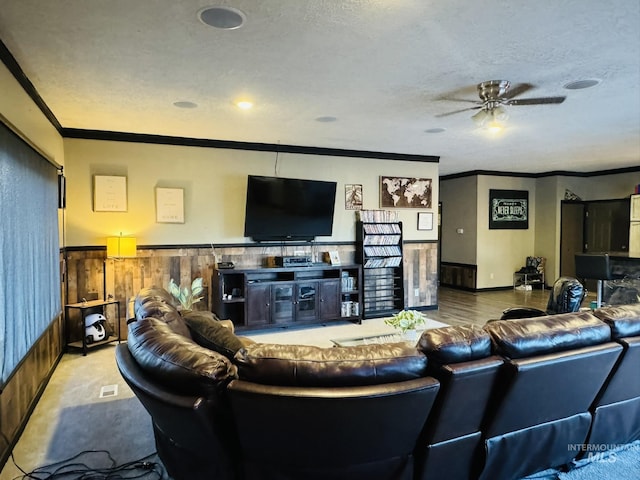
[295,282,319,322]
[245,283,271,326]
[272,283,296,324]
[318,279,341,321]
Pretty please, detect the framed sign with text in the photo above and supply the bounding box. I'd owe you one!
[156,187,185,223]
[93,175,127,212]
[489,189,528,229]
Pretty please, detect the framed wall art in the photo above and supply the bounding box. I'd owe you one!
[380,176,432,208]
[345,184,363,210]
[93,175,127,212]
[156,187,185,223]
[489,189,529,229]
[417,212,434,231]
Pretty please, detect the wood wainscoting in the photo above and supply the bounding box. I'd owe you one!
[404,241,439,308]
[0,315,64,470]
[65,242,440,337]
[440,262,477,291]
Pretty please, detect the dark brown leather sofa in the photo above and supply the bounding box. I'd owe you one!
[115,287,640,480]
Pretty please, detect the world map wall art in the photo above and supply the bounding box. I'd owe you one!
[380,176,432,208]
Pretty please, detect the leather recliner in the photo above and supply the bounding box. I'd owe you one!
[479,313,622,480]
[586,304,640,449]
[500,276,586,320]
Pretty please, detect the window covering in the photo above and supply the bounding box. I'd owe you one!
[0,121,61,385]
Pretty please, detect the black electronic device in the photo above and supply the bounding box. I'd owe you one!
[275,256,313,267]
[217,261,235,269]
[243,175,337,242]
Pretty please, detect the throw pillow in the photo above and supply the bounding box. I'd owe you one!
[182,311,245,359]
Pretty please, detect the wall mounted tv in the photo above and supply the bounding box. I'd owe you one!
[244,175,337,242]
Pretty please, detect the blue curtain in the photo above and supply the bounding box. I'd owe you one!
[0,121,61,385]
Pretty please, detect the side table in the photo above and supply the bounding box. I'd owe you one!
[65,299,121,355]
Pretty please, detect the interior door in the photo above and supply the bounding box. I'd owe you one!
[560,202,585,277]
[585,200,630,252]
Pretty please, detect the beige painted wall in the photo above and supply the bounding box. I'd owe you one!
[476,176,537,289]
[534,176,560,281]
[63,138,439,247]
[442,171,640,289]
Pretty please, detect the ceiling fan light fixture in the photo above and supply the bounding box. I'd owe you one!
[493,106,509,122]
[487,120,504,133]
[471,109,489,126]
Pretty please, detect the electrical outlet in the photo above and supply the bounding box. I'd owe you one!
[414,288,420,297]
[490,273,494,279]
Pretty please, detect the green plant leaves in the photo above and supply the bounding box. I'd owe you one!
[384,309,426,333]
[167,277,204,311]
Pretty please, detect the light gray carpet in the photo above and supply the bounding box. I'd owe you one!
[0,344,161,479]
[520,441,640,480]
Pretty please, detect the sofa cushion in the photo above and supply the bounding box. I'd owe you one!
[133,286,191,338]
[483,311,611,359]
[234,342,428,387]
[417,325,492,364]
[593,304,640,338]
[127,317,238,395]
[182,310,245,359]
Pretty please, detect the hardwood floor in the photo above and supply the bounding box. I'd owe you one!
[428,286,557,327]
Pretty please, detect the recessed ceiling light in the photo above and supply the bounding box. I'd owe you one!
[425,127,446,133]
[315,116,337,123]
[236,100,253,110]
[563,79,601,90]
[173,101,198,109]
[198,6,246,30]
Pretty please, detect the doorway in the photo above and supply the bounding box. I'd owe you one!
[560,198,630,277]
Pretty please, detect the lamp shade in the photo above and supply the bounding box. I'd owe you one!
[106,236,137,258]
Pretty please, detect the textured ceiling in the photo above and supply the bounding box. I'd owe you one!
[0,0,639,175]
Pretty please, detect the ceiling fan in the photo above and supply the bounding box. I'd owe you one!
[436,80,566,123]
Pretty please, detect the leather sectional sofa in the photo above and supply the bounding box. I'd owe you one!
[116,287,640,480]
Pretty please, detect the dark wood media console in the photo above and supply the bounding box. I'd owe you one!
[212,265,363,331]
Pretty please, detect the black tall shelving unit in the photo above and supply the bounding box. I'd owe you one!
[356,218,405,319]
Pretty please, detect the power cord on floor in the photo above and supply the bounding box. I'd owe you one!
[7,447,166,480]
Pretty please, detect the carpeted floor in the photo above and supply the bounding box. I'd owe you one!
[2,315,639,480]
[521,441,640,479]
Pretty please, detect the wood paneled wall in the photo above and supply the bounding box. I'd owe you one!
[440,262,478,290]
[0,315,63,469]
[404,241,439,308]
[64,242,438,338]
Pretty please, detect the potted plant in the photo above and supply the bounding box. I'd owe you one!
[167,277,204,312]
[384,309,426,341]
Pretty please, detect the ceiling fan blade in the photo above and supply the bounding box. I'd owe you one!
[507,96,566,105]
[500,82,535,100]
[435,106,482,118]
[437,96,481,104]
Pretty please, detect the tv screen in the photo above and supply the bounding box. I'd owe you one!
[244,175,337,242]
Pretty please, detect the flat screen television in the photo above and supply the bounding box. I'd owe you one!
[244,175,337,242]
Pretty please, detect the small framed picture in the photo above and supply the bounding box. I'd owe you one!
[345,184,363,210]
[326,250,341,265]
[417,212,434,231]
[156,187,185,223]
[93,175,127,212]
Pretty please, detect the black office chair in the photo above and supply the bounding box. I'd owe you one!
[499,276,586,320]
[574,253,614,308]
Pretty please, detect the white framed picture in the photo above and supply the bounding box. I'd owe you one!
[417,212,434,231]
[326,250,341,265]
[93,175,127,212]
[156,187,184,223]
